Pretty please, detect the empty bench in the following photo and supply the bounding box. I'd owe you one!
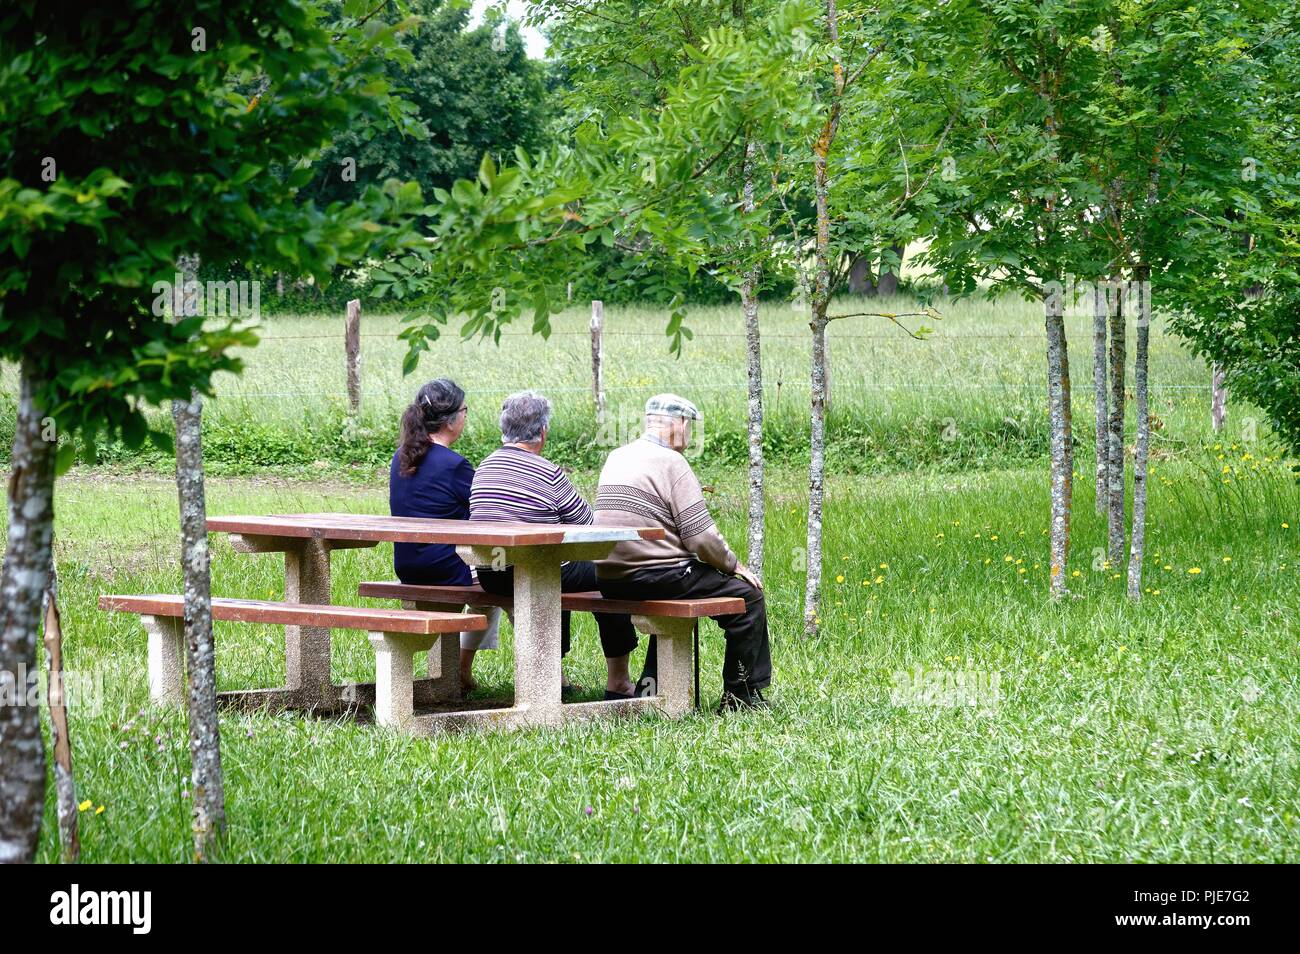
[358,582,745,716]
[99,595,486,730]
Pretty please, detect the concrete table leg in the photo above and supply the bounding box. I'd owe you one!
[633,615,695,716]
[283,538,332,704]
[143,614,186,706]
[405,599,463,701]
[457,542,615,727]
[368,631,436,731]
[508,549,563,716]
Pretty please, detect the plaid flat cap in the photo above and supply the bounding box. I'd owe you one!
[645,393,701,420]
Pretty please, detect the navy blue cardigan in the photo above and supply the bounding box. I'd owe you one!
[389,443,474,586]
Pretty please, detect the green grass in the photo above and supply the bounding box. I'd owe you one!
[4,293,1297,862]
[16,447,1300,862]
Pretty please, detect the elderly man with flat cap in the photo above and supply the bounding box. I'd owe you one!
[593,394,771,711]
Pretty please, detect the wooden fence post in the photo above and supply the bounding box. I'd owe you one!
[345,299,361,415]
[590,300,605,419]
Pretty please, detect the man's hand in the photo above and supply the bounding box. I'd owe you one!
[734,562,763,590]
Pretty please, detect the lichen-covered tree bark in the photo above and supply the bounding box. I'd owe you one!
[1127,278,1151,600]
[1093,282,1109,515]
[0,358,55,864]
[42,557,79,863]
[172,393,226,860]
[1106,279,1128,565]
[803,0,842,638]
[1061,307,1074,557]
[171,254,225,860]
[740,140,765,581]
[1045,297,1070,598]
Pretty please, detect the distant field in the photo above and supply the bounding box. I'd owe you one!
[0,292,1254,476]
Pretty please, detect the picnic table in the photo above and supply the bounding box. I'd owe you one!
[203,512,666,729]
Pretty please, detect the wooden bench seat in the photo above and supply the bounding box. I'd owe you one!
[99,594,485,634]
[357,582,743,618]
[358,581,746,715]
[100,594,486,729]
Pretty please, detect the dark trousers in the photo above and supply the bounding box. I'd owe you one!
[477,561,638,659]
[597,560,771,700]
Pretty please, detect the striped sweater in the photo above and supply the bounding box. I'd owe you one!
[469,445,592,526]
[593,435,737,578]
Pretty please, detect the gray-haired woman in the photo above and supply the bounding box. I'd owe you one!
[470,390,638,699]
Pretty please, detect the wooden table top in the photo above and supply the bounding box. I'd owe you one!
[206,513,666,547]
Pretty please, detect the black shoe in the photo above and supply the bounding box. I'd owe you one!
[716,687,770,714]
[603,688,635,701]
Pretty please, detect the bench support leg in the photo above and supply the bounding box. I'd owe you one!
[404,600,463,701]
[632,615,695,717]
[142,614,186,707]
[368,631,436,731]
[284,539,332,703]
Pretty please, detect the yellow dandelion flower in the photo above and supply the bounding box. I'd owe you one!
[836,574,845,583]
[95,805,105,815]
[78,800,92,812]
[1072,570,1081,577]
[1188,567,1202,575]
[1222,556,1231,563]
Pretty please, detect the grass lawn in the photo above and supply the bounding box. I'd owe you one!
[22,453,1299,862]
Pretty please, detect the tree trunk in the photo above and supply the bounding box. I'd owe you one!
[1092,281,1109,515]
[805,311,829,637]
[1061,303,1073,559]
[172,393,226,860]
[846,254,873,295]
[875,242,904,297]
[803,0,842,638]
[1211,363,1226,432]
[740,140,765,581]
[1106,278,1127,566]
[1045,296,1069,598]
[0,357,56,863]
[43,556,79,863]
[1127,277,1151,600]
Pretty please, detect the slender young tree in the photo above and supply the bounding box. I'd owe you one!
[1092,282,1109,514]
[1106,280,1127,565]
[170,255,224,859]
[41,555,78,863]
[923,0,1106,598]
[531,0,796,583]
[1127,273,1151,599]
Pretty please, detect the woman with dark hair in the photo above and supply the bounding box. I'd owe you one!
[389,378,501,692]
